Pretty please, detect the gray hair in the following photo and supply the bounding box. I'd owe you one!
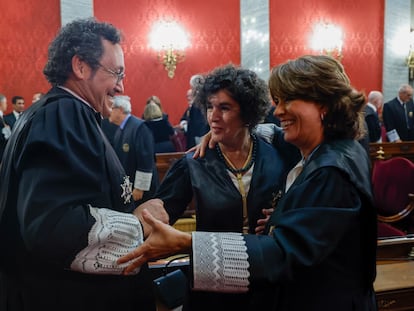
[398,84,413,95]
[113,95,131,114]
[190,74,204,89]
[0,94,6,102]
[368,90,383,102]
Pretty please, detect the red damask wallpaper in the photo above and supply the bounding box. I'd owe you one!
[269,0,384,96]
[0,0,383,123]
[0,0,59,111]
[94,0,240,125]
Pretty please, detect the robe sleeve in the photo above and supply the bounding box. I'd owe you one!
[15,100,143,274]
[132,123,155,191]
[191,167,362,291]
[155,155,193,224]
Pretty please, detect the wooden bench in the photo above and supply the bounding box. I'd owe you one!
[369,142,414,163]
[155,152,185,182]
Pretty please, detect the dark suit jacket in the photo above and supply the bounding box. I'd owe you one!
[364,104,381,142]
[383,98,414,141]
[0,117,8,160]
[3,112,17,129]
[180,105,209,148]
[113,115,159,205]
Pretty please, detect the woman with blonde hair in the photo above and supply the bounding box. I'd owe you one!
[143,102,176,153]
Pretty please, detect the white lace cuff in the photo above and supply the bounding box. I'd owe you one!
[70,206,143,275]
[192,232,250,293]
[134,170,152,191]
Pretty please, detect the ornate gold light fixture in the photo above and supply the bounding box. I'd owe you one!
[310,22,344,61]
[149,21,190,79]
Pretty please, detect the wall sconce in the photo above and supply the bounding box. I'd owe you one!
[149,21,190,79]
[407,30,414,81]
[310,23,343,61]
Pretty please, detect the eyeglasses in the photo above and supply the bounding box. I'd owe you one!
[98,63,125,84]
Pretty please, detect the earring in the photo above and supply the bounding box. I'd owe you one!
[320,113,325,121]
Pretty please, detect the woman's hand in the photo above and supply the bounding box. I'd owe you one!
[189,131,216,159]
[255,208,274,235]
[133,199,169,237]
[118,209,192,274]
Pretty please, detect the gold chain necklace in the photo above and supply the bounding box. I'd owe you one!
[218,138,254,233]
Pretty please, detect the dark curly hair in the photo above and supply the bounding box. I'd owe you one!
[43,18,122,86]
[268,55,366,141]
[193,64,271,131]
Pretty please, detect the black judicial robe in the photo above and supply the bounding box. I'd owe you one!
[157,137,293,310]
[0,87,155,311]
[242,139,377,310]
[113,116,159,205]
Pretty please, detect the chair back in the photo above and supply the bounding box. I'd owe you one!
[372,157,414,216]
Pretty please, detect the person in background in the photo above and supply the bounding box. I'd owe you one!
[144,95,169,120]
[383,84,414,142]
[0,18,168,311]
[0,94,11,161]
[178,75,210,149]
[143,101,176,153]
[144,64,300,311]
[32,92,45,104]
[263,105,281,126]
[110,95,159,205]
[101,114,119,145]
[365,91,383,143]
[119,55,378,311]
[4,95,25,129]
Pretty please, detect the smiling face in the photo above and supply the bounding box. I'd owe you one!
[67,39,125,118]
[274,98,325,158]
[207,90,247,147]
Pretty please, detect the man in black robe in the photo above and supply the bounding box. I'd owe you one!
[0,18,167,311]
[109,95,159,205]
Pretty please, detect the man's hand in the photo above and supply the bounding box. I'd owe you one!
[133,199,169,237]
[132,188,144,201]
[118,209,191,274]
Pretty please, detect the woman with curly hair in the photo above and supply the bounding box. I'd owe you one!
[151,63,299,310]
[120,56,377,311]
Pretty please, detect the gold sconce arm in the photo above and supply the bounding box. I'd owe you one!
[158,47,185,79]
[149,20,190,79]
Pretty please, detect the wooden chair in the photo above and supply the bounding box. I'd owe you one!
[372,157,414,236]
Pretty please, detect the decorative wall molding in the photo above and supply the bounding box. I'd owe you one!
[240,0,270,81]
[383,0,410,101]
[60,0,93,26]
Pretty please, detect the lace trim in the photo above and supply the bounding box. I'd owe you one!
[192,232,249,292]
[70,206,143,275]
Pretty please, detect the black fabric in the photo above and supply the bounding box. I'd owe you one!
[383,98,414,141]
[244,139,377,311]
[112,115,159,205]
[157,137,296,311]
[0,87,155,311]
[180,105,209,148]
[364,105,381,142]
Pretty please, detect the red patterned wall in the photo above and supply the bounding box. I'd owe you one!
[270,0,384,95]
[0,0,60,112]
[0,0,384,123]
[94,0,240,125]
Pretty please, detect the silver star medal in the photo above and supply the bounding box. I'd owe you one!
[120,175,133,204]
